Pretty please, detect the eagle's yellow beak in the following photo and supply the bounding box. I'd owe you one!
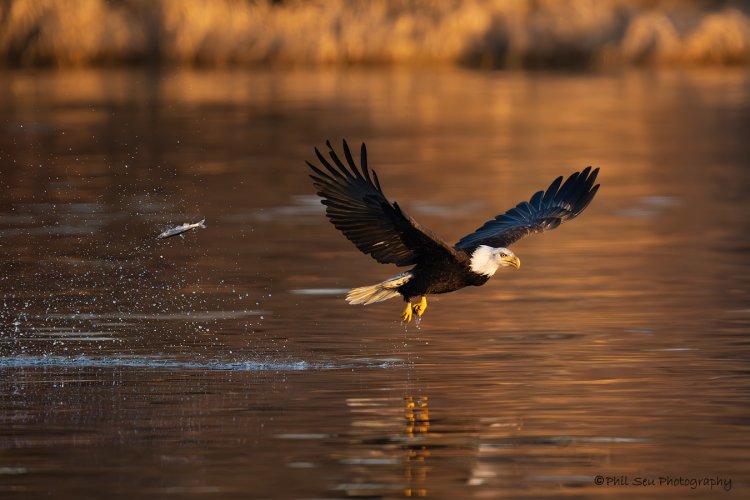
[504,255,521,269]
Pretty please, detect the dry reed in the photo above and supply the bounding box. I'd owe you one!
[0,0,748,67]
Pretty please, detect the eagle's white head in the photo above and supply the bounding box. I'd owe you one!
[469,245,521,277]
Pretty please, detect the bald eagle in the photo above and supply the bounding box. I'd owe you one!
[307,140,600,323]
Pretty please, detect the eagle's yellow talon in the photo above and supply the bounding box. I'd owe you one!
[401,302,413,323]
[412,296,428,317]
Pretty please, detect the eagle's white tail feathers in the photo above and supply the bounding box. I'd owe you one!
[346,272,413,305]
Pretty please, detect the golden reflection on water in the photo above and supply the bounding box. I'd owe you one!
[339,394,433,498]
[403,396,430,498]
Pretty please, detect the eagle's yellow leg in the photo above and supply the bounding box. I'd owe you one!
[412,295,428,317]
[401,301,413,323]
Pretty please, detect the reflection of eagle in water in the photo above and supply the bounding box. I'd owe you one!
[307,140,600,323]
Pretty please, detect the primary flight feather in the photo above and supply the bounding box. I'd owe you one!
[307,140,600,323]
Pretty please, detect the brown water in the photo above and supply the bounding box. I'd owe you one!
[0,68,749,499]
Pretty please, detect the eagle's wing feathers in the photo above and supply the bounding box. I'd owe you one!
[308,140,457,266]
[455,167,600,251]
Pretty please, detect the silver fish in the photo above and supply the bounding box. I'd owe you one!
[157,219,206,239]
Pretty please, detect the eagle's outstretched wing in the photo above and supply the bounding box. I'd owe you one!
[307,140,457,266]
[454,167,600,252]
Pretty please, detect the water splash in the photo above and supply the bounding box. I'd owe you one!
[0,355,396,371]
[0,355,312,371]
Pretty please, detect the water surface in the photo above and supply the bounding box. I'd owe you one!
[1,68,749,498]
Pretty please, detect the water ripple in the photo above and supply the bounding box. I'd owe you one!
[0,355,393,371]
[45,310,266,321]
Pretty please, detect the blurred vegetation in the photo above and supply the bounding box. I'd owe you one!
[0,0,749,68]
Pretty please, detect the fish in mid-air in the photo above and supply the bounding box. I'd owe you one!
[306,140,600,323]
[157,219,206,239]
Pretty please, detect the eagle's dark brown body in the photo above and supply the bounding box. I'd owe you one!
[398,254,489,298]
